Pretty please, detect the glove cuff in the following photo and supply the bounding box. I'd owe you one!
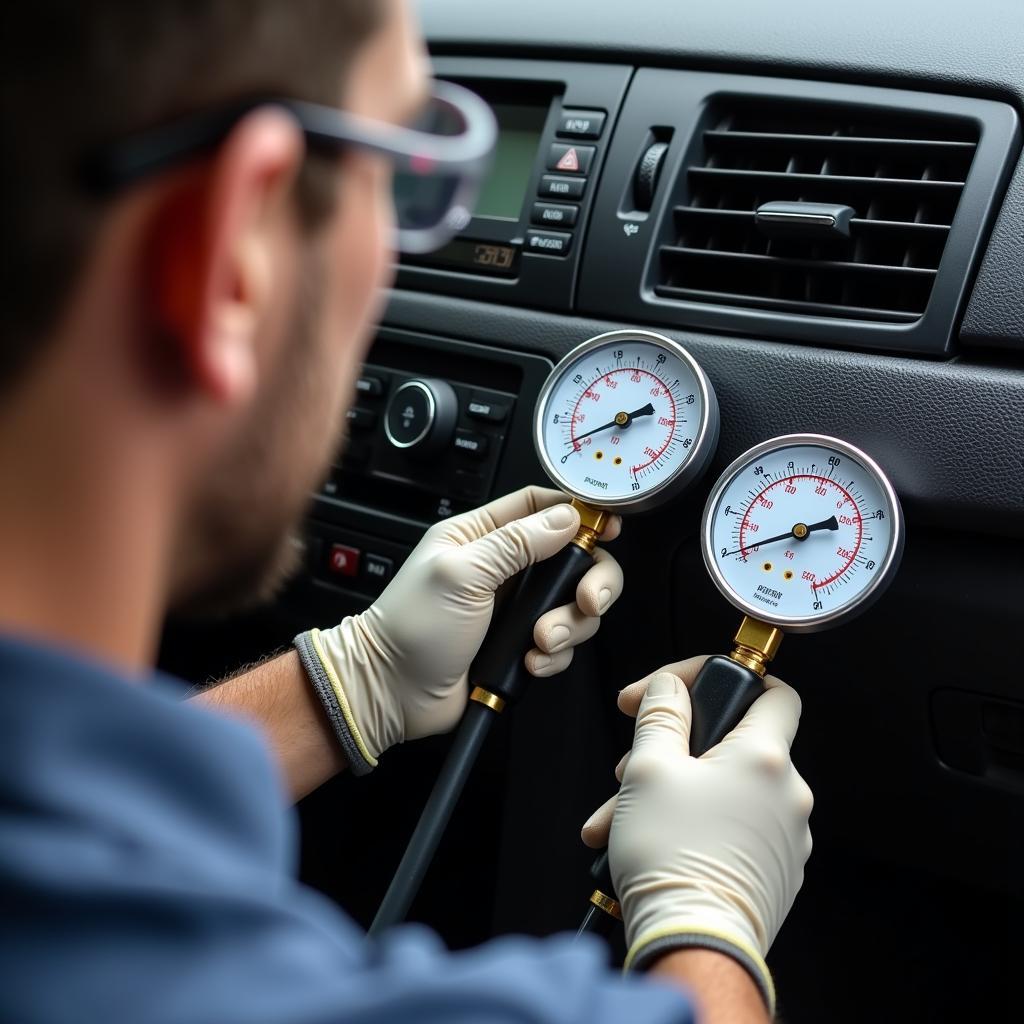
[293,628,378,776]
[626,926,775,1015]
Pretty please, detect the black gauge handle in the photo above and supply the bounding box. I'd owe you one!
[578,655,765,938]
[471,542,595,705]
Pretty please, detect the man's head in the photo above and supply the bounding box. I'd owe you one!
[0,1,429,625]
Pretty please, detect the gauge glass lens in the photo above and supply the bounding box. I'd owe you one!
[539,338,705,502]
[707,442,896,624]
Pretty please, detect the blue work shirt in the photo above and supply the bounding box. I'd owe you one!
[0,634,693,1023]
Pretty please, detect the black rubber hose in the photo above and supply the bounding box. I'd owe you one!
[577,655,765,938]
[370,543,596,936]
[368,700,496,936]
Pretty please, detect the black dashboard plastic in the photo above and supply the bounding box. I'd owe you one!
[962,154,1024,350]
[383,290,1024,537]
[416,0,1024,108]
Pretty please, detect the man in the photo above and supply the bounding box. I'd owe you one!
[0,2,813,1022]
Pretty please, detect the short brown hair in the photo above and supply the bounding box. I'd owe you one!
[0,0,381,397]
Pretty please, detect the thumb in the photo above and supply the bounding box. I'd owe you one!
[454,502,580,593]
[629,672,693,760]
[581,792,617,849]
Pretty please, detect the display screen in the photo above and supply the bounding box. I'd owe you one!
[416,237,520,276]
[471,103,548,221]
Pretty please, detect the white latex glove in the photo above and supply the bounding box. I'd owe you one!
[294,486,622,774]
[581,660,813,1013]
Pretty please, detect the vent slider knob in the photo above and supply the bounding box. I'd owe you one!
[754,201,855,240]
[634,141,670,211]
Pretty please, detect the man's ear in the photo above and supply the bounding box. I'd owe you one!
[146,108,306,406]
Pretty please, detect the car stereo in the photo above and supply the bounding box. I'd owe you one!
[396,59,631,311]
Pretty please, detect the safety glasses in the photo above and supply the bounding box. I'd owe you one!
[83,80,497,254]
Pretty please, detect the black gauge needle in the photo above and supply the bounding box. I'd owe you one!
[723,515,839,557]
[565,403,655,446]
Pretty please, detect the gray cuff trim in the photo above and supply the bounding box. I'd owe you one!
[293,630,374,776]
[631,933,773,1012]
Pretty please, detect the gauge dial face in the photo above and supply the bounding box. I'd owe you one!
[703,436,903,632]
[536,331,717,511]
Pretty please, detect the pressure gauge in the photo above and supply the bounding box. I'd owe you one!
[702,434,904,633]
[535,330,719,513]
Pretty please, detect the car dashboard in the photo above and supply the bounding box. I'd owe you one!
[161,2,1024,1019]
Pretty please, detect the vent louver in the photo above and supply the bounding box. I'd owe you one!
[655,101,979,323]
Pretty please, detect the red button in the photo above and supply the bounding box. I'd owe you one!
[327,543,360,577]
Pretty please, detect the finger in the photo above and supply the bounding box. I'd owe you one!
[627,672,693,761]
[575,547,624,618]
[454,502,581,592]
[533,603,599,655]
[714,675,803,755]
[617,655,711,717]
[431,486,568,546]
[524,645,574,678]
[599,514,623,543]
[580,792,617,849]
[615,750,629,782]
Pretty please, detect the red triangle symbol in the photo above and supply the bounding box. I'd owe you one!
[556,147,580,172]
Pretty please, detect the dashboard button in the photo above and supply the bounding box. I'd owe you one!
[452,469,486,500]
[339,438,370,468]
[546,143,595,175]
[327,543,360,578]
[355,375,386,397]
[526,230,573,256]
[557,110,606,139]
[346,406,377,431]
[453,429,489,457]
[539,175,586,200]
[466,395,510,422]
[363,553,394,585]
[531,202,578,227]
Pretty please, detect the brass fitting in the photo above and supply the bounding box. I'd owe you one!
[729,616,784,677]
[469,686,506,714]
[570,498,609,554]
[589,889,623,921]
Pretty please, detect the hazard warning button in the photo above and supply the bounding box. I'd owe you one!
[546,143,595,175]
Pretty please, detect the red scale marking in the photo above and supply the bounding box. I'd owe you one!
[568,368,676,475]
[738,475,863,589]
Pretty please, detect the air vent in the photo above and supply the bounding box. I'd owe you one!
[656,101,979,323]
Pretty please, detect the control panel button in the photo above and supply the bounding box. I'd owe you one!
[339,438,370,468]
[452,469,486,501]
[363,553,395,586]
[466,395,510,423]
[526,230,573,256]
[385,379,458,456]
[346,406,377,431]
[539,175,586,200]
[453,429,489,457]
[327,543,360,577]
[355,375,386,397]
[557,110,606,139]
[546,143,595,175]
[531,202,578,228]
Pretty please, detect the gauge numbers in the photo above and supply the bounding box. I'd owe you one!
[703,435,903,631]
[536,331,716,511]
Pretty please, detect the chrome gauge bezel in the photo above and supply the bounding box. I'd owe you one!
[700,433,905,634]
[533,329,720,514]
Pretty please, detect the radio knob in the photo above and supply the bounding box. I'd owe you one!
[384,378,458,457]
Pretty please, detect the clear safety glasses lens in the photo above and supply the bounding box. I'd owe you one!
[391,89,492,254]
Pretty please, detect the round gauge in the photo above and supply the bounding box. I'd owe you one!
[701,434,904,632]
[535,330,719,513]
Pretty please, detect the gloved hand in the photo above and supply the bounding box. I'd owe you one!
[294,486,622,774]
[580,659,813,1013]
